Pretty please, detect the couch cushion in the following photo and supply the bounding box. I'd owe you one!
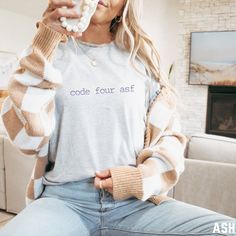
[175,158,236,218]
[187,133,236,164]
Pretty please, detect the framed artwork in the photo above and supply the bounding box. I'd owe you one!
[0,50,19,90]
[0,50,18,108]
[188,31,236,86]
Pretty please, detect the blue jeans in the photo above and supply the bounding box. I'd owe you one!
[0,177,235,236]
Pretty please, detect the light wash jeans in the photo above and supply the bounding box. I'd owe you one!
[0,176,235,236]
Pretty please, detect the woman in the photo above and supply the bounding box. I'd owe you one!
[0,0,235,235]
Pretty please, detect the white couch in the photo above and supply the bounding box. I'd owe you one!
[0,118,235,217]
[175,133,236,218]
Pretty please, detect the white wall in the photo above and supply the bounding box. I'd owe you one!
[142,0,179,77]
[0,0,46,19]
[0,9,38,54]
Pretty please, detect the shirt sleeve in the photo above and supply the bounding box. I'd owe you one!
[0,21,68,158]
[145,76,161,110]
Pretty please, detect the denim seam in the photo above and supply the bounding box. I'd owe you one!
[90,225,101,236]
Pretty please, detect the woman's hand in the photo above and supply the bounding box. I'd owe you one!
[40,0,83,39]
[94,169,113,194]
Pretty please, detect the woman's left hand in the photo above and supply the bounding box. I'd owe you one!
[94,169,113,194]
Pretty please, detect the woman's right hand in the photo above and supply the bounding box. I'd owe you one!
[40,0,83,39]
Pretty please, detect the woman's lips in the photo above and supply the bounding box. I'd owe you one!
[98,0,108,7]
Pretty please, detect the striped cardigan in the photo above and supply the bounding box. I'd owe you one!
[0,21,188,206]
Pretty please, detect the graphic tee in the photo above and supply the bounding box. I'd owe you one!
[42,37,160,185]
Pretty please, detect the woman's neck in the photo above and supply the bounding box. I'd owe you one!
[79,22,113,44]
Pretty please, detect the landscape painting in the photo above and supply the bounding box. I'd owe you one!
[189,31,236,86]
[0,51,18,90]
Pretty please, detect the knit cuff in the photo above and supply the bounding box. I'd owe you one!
[32,21,68,60]
[109,166,143,201]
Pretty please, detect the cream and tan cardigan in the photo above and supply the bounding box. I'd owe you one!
[0,21,188,206]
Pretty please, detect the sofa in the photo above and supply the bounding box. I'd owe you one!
[175,133,236,218]
[0,118,235,217]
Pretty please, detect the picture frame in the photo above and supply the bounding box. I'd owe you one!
[0,50,18,109]
[0,50,19,90]
[188,30,236,86]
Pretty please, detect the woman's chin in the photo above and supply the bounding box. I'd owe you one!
[90,13,106,24]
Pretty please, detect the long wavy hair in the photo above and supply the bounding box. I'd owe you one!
[109,0,181,107]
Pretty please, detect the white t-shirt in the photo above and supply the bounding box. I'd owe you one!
[42,37,160,185]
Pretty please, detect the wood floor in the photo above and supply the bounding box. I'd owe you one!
[0,210,16,229]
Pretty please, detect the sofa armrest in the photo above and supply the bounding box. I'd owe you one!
[187,133,236,164]
[174,158,236,218]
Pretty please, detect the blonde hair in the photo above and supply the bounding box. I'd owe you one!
[111,0,182,108]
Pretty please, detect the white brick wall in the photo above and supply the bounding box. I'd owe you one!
[174,0,236,136]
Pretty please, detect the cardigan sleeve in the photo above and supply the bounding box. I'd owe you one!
[109,84,188,201]
[0,21,68,158]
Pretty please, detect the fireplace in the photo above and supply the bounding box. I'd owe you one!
[206,86,236,138]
